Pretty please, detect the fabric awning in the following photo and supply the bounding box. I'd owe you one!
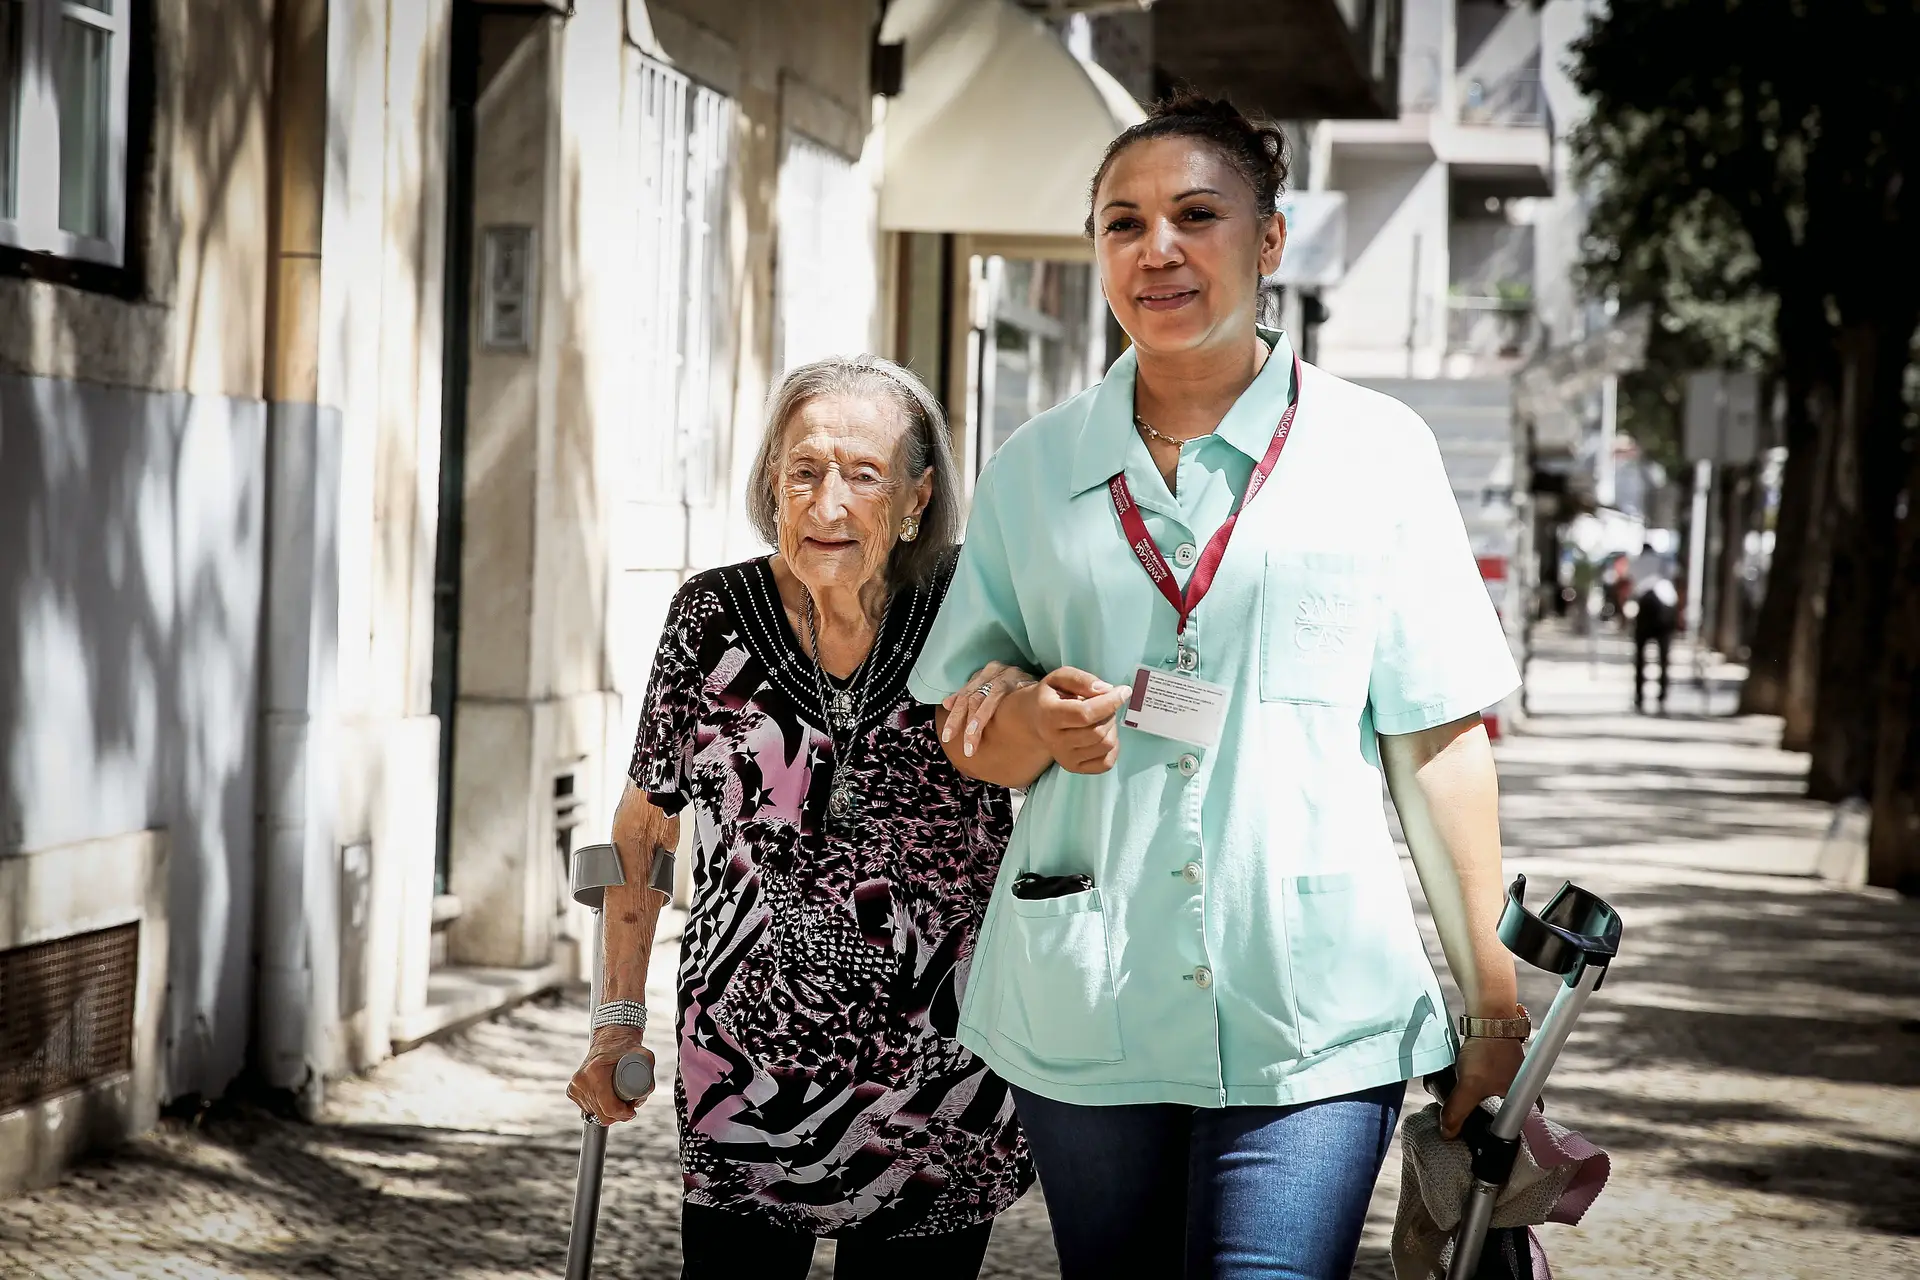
[879,0,1146,239]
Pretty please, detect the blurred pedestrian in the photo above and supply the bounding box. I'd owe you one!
[1569,551,1599,636]
[912,93,1529,1280]
[1628,541,1679,713]
[566,357,1032,1279]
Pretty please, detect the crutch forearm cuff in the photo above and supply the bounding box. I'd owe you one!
[647,846,676,898]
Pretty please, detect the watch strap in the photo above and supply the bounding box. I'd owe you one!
[1455,1007,1531,1040]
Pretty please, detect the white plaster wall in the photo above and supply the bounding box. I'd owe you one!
[1315,157,1450,380]
[319,0,449,732]
[290,0,450,1076]
[1400,0,1453,112]
[438,0,882,959]
[0,376,265,1100]
[1528,0,1594,350]
[609,0,880,711]
[0,0,290,1105]
[450,5,627,968]
[0,0,454,1106]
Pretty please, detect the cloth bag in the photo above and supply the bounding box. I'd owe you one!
[1391,1100,1610,1280]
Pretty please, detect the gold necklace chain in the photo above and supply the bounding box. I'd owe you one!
[1134,414,1212,449]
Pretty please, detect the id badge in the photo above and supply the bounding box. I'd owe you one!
[1123,665,1229,748]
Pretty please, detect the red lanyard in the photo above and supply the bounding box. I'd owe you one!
[1108,355,1303,636]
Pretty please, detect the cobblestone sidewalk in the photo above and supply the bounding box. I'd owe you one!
[3,622,1917,1279]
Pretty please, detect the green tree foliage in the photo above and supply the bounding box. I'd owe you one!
[1562,0,1920,886]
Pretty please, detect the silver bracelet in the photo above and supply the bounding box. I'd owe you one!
[591,999,648,1032]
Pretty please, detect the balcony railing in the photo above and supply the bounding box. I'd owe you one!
[1459,68,1546,127]
[1447,295,1540,359]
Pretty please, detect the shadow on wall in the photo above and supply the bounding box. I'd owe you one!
[0,376,266,1102]
[0,0,282,1103]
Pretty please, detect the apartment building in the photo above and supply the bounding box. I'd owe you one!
[1300,0,1599,728]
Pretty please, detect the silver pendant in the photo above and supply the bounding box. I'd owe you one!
[827,689,855,725]
[828,787,854,821]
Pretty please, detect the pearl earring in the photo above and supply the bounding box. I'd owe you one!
[900,516,920,543]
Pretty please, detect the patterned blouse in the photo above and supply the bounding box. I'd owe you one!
[629,555,1033,1238]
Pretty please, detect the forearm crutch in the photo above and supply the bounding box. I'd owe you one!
[564,841,668,1280]
[1432,875,1622,1280]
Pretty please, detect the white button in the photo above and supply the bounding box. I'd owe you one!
[1181,861,1203,884]
[1173,542,1199,568]
[1192,966,1214,990]
[1176,753,1200,777]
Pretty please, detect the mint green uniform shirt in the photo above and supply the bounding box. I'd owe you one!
[908,330,1521,1107]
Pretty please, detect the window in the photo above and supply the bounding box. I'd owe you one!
[0,0,130,265]
[973,255,1099,469]
[630,55,736,504]
[775,131,876,376]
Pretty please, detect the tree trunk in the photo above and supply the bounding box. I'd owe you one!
[1869,435,1920,895]
[1806,317,1911,799]
[1740,367,1822,714]
[1779,331,1842,752]
[1779,435,1834,752]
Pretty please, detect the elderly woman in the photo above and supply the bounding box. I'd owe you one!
[568,357,1031,1279]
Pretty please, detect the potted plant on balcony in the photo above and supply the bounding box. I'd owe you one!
[1493,281,1534,356]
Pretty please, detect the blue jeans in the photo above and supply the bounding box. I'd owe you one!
[1011,1080,1406,1280]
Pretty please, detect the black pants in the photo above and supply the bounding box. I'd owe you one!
[679,1202,994,1280]
[1633,595,1677,708]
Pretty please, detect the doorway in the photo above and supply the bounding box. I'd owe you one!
[428,0,481,901]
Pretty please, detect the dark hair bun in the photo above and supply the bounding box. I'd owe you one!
[1085,89,1291,237]
[1153,89,1253,126]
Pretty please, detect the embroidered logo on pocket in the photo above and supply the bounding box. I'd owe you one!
[1294,595,1358,661]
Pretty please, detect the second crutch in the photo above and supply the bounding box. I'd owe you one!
[564,839,675,1280]
[1434,873,1622,1280]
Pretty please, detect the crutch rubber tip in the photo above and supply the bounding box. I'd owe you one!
[613,1052,655,1102]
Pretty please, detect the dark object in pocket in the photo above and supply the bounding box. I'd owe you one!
[1011,872,1094,900]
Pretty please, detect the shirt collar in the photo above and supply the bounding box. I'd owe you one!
[1067,327,1298,498]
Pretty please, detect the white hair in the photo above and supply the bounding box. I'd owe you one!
[746,356,961,586]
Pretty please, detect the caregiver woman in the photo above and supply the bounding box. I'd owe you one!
[911,93,1529,1279]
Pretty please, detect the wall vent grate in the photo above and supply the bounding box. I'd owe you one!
[0,924,139,1112]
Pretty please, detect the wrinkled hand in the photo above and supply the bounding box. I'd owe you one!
[1441,1035,1527,1140]
[566,1026,653,1125]
[1033,667,1130,774]
[941,661,1038,758]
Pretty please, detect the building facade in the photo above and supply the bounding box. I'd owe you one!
[1299,0,1602,729]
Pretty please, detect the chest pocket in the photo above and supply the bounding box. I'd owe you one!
[1259,551,1382,705]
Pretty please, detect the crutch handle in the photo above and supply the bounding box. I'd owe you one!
[1423,1066,1507,1175]
[613,1051,654,1102]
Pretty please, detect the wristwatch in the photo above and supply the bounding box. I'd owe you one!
[1455,1005,1531,1040]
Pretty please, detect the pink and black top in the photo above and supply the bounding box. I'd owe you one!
[628,555,1032,1238]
